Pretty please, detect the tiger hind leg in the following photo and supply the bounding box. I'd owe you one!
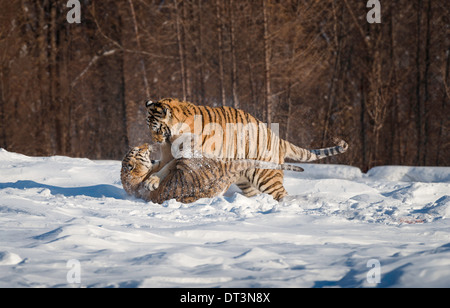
[246,168,288,201]
[235,176,260,198]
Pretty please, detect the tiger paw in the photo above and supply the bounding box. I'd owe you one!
[144,174,160,191]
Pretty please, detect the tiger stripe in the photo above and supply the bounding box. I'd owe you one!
[145,98,348,201]
[121,144,305,204]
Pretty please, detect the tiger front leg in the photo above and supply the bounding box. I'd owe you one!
[143,159,177,191]
[144,174,161,191]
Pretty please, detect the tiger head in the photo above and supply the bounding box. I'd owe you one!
[145,99,173,143]
[121,143,155,181]
[145,98,197,143]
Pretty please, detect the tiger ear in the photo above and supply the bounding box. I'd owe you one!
[145,100,154,109]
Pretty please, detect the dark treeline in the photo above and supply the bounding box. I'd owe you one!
[0,0,448,171]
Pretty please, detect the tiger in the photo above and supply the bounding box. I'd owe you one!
[145,98,349,201]
[120,143,304,204]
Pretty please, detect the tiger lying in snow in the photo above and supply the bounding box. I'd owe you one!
[120,143,304,204]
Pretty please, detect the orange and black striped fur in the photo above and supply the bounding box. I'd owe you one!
[121,144,304,204]
[145,98,348,201]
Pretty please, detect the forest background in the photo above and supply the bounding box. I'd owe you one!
[0,0,448,171]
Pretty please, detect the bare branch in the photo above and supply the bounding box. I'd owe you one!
[71,49,118,88]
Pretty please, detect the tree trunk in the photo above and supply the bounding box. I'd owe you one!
[0,69,6,149]
[128,0,150,99]
[49,1,63,154]
[360,76,368,171]
[285,82,292,142]
[322,0,343,147]
[37,0,50,154]
[246,51,256,112]
[216,0,226,106]
[436,48,449,165]
[196,0,205,103]
[229,0,239,109]
[174,0,187,101]
[415,0,423,165]
[182,2,192,100]
[119,49,130,152]
[422,0,431,165]
[262,0,272,125]
[388,4,400,164]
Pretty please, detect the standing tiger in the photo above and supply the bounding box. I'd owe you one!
[121,143,304,204]
[145,98,348,201]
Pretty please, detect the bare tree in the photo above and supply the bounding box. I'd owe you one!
[174,0,187,101]
[128,0,150,99]
[216,0,226,106]
[262,0,272,125]
[228,0,239,109]
[195,0,206,103]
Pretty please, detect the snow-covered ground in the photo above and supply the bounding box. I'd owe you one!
[0,148,449,288]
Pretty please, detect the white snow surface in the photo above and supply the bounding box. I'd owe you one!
[0,148,449,288]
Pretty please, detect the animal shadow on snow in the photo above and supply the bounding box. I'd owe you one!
[0,180,126,199]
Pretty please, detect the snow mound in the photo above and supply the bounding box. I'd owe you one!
[0,149,449,287]
[367,166,450,183]
[0,252,23,266]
